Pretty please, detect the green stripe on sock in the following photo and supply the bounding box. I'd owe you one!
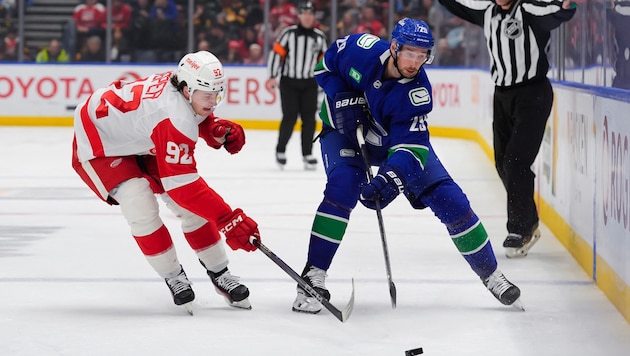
[312,213,348,242]
[451,222,488,254]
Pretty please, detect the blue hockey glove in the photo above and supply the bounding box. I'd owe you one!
[332,91,369,136]
[360,166,405,210]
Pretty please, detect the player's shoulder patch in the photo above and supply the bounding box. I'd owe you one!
[356,34,380,49]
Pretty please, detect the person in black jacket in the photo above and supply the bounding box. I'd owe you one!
[438,0,576,258]
[608,0,630,89]
[267,1,327,170]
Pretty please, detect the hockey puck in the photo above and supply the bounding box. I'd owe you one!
[404,347,423,355]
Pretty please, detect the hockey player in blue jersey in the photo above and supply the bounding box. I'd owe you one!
[292,18,523,314]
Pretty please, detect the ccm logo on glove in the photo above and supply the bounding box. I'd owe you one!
[218,208,260,252]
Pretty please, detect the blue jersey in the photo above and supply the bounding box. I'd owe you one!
[315,33,434,181]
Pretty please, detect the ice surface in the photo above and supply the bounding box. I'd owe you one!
[0,127,628,355]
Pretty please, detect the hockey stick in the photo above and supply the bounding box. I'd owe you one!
[249,236,355,323]
[356,125,397,309]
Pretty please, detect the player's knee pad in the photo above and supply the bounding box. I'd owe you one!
[111,177,163,236]
[161,193,206,233]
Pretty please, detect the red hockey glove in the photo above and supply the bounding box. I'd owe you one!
[199,119,245,154]
[221,120,246,154]
[218,208,259,252]
[200,118,229,149]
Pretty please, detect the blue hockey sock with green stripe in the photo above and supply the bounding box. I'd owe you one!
[422,181,497,279]
[448,213,497,279]
[307,198,351,270]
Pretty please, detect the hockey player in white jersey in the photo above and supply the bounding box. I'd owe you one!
[72,51,260,312]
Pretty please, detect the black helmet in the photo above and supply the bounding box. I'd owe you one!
[299,1,315,13]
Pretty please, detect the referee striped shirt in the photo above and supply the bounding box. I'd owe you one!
[438,0,576,87]
[268,24,328,80]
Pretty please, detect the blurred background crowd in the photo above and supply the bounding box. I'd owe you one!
[0,0,627,89]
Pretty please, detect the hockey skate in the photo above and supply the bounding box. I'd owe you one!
[208,267,252,310]
[303,155,318,171]
[503,223,541,258]
[276,152,287,170]
[165,266,195,315]
[483,269,524,310]
[292,264,330,314]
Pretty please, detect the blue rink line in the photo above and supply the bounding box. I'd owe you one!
[0,277,594,286]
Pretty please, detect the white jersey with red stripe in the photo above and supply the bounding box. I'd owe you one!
[74,71,232,223]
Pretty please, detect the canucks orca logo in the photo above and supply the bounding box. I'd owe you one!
[409,88,430,106]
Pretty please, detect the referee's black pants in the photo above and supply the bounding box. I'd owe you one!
[492,78,553,236]
[276,77,318,156]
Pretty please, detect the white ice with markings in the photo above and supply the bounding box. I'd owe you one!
[0,127,629,355]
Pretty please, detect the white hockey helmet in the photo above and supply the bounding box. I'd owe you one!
[176,51,226,105]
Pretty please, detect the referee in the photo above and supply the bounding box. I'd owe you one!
[267,1,327,170]
[438,0,576,257]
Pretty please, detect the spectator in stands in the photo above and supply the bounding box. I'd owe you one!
[77,35,105,62]
[3,26,17,60]
[150,0,179,62]
[109,0,133,35]
[0,38,6,61]
[207,23,229,63]
[197,39,210,52]
[227,40,243,64]
[311,0,331,36]
[150,0,177,22]
[73,0,106,54]
[130,0,155,62]
[258,5,286,51]
[111,27,133,62]
[224,0,247,34]
[193,2,210,33]
[35,39,70,63]
[1,1,15,27]
[244,0,263,29]
[193,0,222,34]
[405,0,433,21]
[436,16,466,66]
[337,8,359,37]
[355,6,385,38]
[271,0,298,27]
[243,43,265,65]
[229,26,259,61]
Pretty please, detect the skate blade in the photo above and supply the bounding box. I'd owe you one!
[183,302,194,315]
[226,297,252,310]
[303,163,317,171]
[511,298,525,311]
[505,232,541,258]
[292,306,322,314]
